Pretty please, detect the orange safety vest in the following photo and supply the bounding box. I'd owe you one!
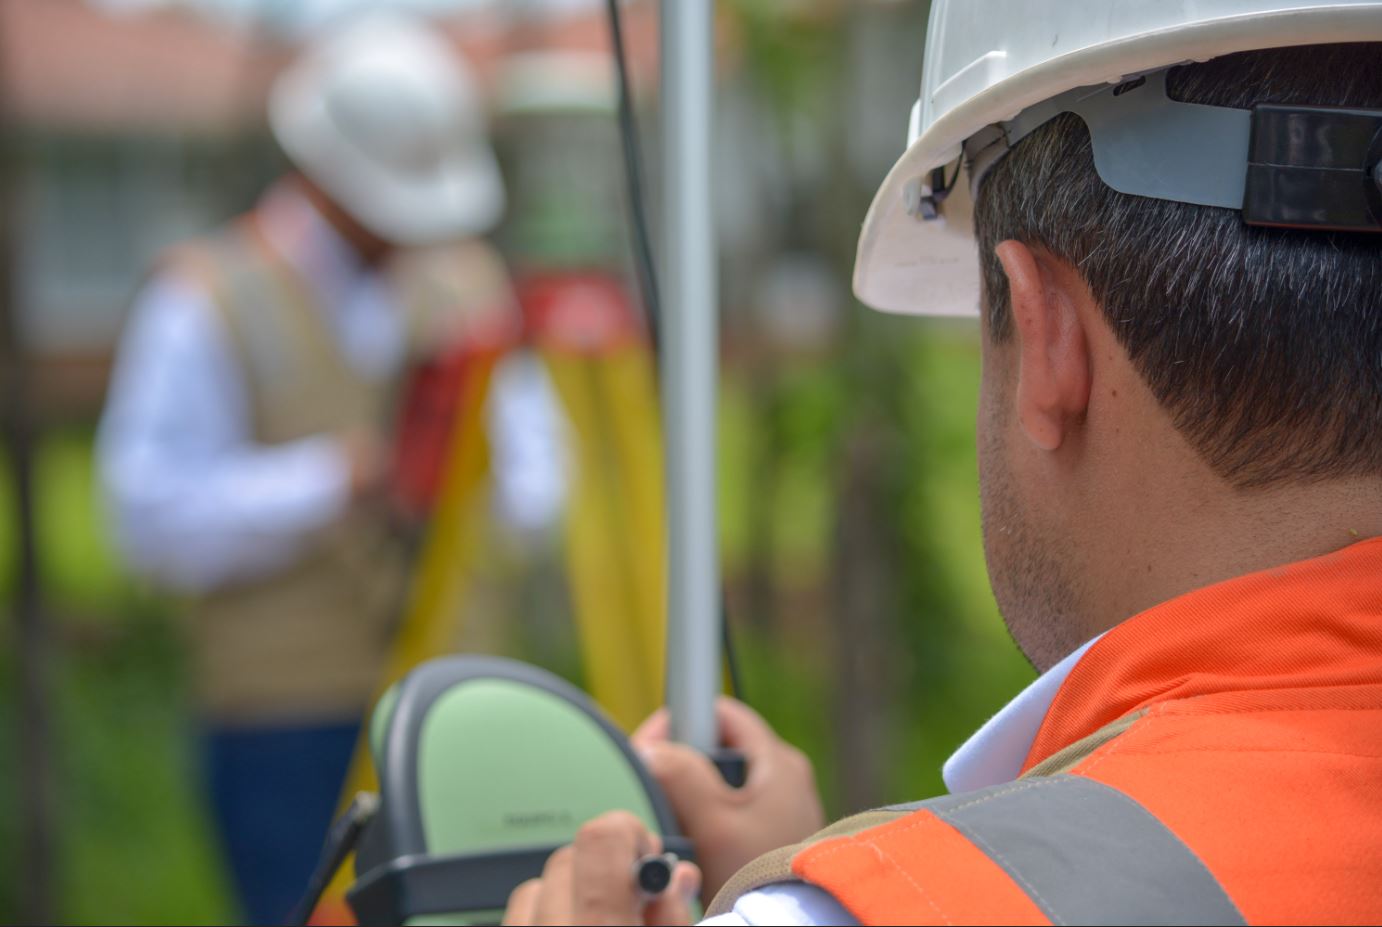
[711,537,1382,924]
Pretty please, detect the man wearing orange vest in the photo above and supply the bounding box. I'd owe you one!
[501,3,1382,924]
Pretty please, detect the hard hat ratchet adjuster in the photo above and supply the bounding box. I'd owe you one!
[1243,105,1382,233]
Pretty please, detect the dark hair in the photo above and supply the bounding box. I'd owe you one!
[976,43,1382,488]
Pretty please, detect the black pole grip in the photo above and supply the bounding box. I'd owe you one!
[711,748,748,789]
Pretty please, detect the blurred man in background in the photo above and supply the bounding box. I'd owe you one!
[96,12,566,923]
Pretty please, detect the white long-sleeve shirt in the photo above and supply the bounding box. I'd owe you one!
[703,636,1102,926]
[98,182,567,592]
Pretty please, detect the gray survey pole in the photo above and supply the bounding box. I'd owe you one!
[660,0,719,754]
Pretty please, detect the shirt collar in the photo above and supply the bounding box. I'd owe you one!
[943,633,1104,794]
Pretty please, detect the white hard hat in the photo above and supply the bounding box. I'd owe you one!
[853,0,1382,317]
[270,11,505,246]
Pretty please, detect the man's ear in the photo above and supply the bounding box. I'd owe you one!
[994,240,1092,452]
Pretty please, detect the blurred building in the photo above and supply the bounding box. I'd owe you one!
[0,0,916,420]
[0,0,290,417]
[0,0,663,421]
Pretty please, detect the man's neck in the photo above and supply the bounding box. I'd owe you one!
[1046,331,1382,644]
[1080,463,1382,641]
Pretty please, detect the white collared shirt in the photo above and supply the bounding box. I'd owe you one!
[98,182,566,592]
[702,636,1101,926]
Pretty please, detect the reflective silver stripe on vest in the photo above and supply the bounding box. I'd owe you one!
[891,775,1245,926]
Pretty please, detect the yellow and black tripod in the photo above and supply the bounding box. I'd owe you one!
[308,261,668,925]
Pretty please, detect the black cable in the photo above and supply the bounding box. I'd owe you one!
[605,0,662,349]
[602,0,744,705]
[286,792,378,926]
[721,599,744,704]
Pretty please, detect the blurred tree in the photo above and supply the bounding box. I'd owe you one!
[0,10,59,917]
[721,0,1034,816]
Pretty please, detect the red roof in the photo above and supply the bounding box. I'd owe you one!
[0,0,662,133]
[0,0,288,132]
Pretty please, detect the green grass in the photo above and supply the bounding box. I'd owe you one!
[0,429,130,616]
[0,429,236,925]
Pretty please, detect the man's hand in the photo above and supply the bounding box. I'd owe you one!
[501,811,700,926]
[633,698,826,902]
[338,427,390,503]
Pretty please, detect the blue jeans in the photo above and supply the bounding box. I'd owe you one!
[204,719,360,926]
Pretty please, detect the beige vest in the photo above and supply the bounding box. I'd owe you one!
[173,217,412,725]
